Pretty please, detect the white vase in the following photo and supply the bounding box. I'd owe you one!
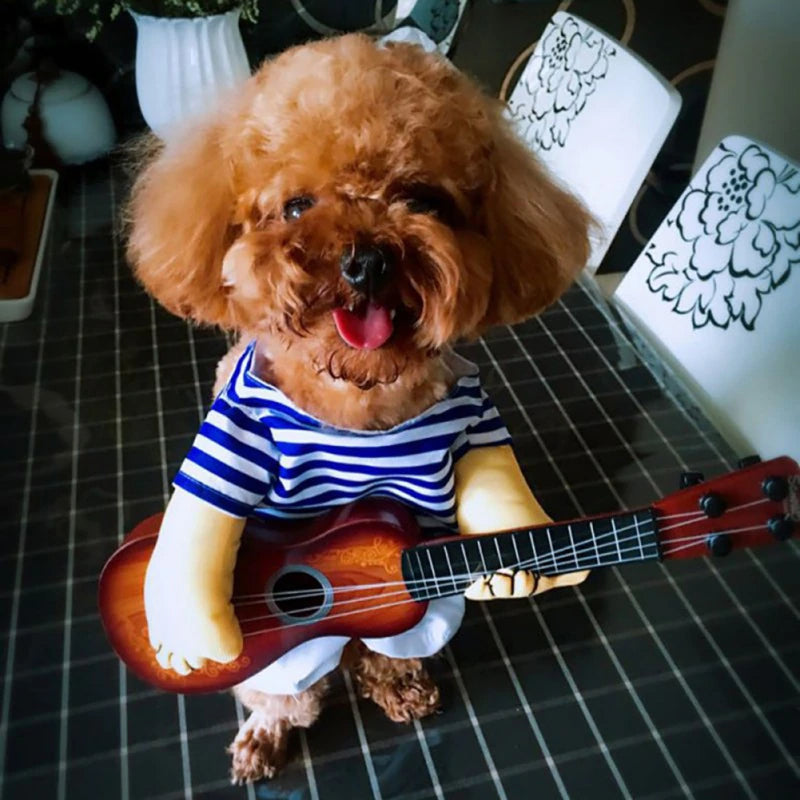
[131,9,251,140]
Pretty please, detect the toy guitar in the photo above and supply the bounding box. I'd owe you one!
[99,455,799,693]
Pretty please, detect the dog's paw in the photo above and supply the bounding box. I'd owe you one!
[357,663,441,723]
[228,713,289,784]
[385,672,441,723]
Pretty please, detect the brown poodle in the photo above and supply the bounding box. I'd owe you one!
[127,34,590,784]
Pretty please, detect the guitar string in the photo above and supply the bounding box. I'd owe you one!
[234,525,772,629]
[230,495,775,603]
[657,497,769,533]
[659,524,776,556]
[230,518,658,605]
[659,525,774,549]
[234,524,666,619]
[239,525,774,638]
[230,496,776,604]
[231,537,661,623]
[230,529,658,609]
[229,513,659,602]
[236,524,772,624]
[230,520,776,609]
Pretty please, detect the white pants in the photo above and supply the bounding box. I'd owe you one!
[239,595,465,695]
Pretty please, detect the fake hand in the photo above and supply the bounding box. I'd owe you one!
[144,487,245,675]
[465,568,589,601]
[144,554,243,675]
[455,445,590,602]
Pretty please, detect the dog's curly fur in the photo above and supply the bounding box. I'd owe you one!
[127,34,590,783]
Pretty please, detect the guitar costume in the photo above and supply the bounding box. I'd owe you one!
[171,342,512,693]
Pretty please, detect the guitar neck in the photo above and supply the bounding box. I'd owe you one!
[401,456,800,601]
[401,508,660,601]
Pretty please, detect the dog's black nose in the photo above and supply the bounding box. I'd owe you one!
[340,244,391,295]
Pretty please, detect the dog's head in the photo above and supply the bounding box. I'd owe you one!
[127,34,591,390]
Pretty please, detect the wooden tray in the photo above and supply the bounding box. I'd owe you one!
[0,169,58,321]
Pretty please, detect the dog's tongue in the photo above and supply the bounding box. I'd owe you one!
[332,303,393,349]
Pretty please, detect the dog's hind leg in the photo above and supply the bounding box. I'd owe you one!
[229,679,328,783]
[348,643,440,723]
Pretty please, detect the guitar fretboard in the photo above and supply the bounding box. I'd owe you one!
[401,509,659,601]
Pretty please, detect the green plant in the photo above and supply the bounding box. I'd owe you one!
[33,1,260,40]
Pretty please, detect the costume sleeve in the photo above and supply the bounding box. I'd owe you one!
[452,390,512,462]
[172,393,278,518]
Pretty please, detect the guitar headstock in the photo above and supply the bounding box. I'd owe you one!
[653,456,799,560]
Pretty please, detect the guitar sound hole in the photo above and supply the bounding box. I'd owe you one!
[271,570,327,619]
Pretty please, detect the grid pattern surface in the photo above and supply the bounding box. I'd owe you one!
[1,166,798,800]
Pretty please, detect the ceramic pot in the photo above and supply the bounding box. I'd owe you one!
[1,71,116,164]
[131,8,251,140]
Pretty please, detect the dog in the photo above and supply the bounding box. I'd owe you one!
[126,33,591,784]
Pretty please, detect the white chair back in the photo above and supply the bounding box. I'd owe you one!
[507,12,682,270]
[391,0,468,54]
[614,135,800,460]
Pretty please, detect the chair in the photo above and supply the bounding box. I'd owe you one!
[613,135,800,460]
[506,12,682,270]
[391,0,469,54]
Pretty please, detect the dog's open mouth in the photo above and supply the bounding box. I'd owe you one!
[332,302,395,350]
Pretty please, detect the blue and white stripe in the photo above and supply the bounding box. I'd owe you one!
[173,342,511,533]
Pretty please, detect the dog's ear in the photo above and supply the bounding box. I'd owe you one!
[479,120,592,328]
[125,124,237,327]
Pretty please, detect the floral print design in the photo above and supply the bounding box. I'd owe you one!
[647,143,800,330]
[509,16,616,151]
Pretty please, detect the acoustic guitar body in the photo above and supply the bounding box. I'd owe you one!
[98,498,428,693]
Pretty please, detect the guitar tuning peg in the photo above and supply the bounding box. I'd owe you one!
[700,492,726,518]
[762,476,789,502]
[767,515,795,541]
[680,471,705,489]
[738,455,761,468]
[706,533,732,557]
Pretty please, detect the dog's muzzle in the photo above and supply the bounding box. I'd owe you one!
[334,243,396,350]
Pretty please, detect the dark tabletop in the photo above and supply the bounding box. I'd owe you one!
[0,159,798,800]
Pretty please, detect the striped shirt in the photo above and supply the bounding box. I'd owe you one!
[173,342,511,534]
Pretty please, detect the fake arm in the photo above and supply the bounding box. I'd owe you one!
[144,486,245,675]
[455,444,589,600]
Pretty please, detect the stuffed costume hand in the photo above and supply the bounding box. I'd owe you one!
[454,445,589,600]
[144,486,245,675]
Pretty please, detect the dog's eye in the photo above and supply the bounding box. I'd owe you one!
[283,196,315,220]
[406,196,441,215]
[400,186,455,220]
